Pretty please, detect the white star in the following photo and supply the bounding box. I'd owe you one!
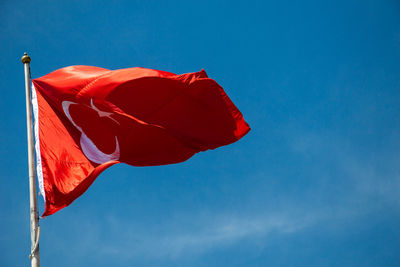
[90,99,120,125]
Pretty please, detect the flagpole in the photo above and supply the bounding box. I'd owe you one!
[22,52,40,267]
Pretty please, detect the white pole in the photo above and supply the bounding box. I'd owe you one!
[22,52,40,267]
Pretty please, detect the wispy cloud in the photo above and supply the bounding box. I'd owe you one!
[96,211,317,260]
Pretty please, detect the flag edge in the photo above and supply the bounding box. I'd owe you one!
[32,84,46,202]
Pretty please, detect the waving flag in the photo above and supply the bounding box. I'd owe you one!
[32,66,250,217]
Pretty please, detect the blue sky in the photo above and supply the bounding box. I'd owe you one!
[1,0,400,266]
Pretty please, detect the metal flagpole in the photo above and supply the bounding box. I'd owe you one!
[22,52,40,267]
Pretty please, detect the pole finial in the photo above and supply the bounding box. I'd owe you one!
[22,52,31,64]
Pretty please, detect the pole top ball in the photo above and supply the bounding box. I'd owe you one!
[21,52,31,64]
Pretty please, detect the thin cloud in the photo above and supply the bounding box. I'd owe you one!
[97,212,317,260]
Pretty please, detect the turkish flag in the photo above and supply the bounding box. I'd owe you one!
[32,66,250,217]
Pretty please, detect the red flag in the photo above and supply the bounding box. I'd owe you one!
[32,66,250,217]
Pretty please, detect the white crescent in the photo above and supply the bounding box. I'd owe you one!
[62,100,120,164]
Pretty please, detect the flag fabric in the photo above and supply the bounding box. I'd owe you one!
[32,66,250,217]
